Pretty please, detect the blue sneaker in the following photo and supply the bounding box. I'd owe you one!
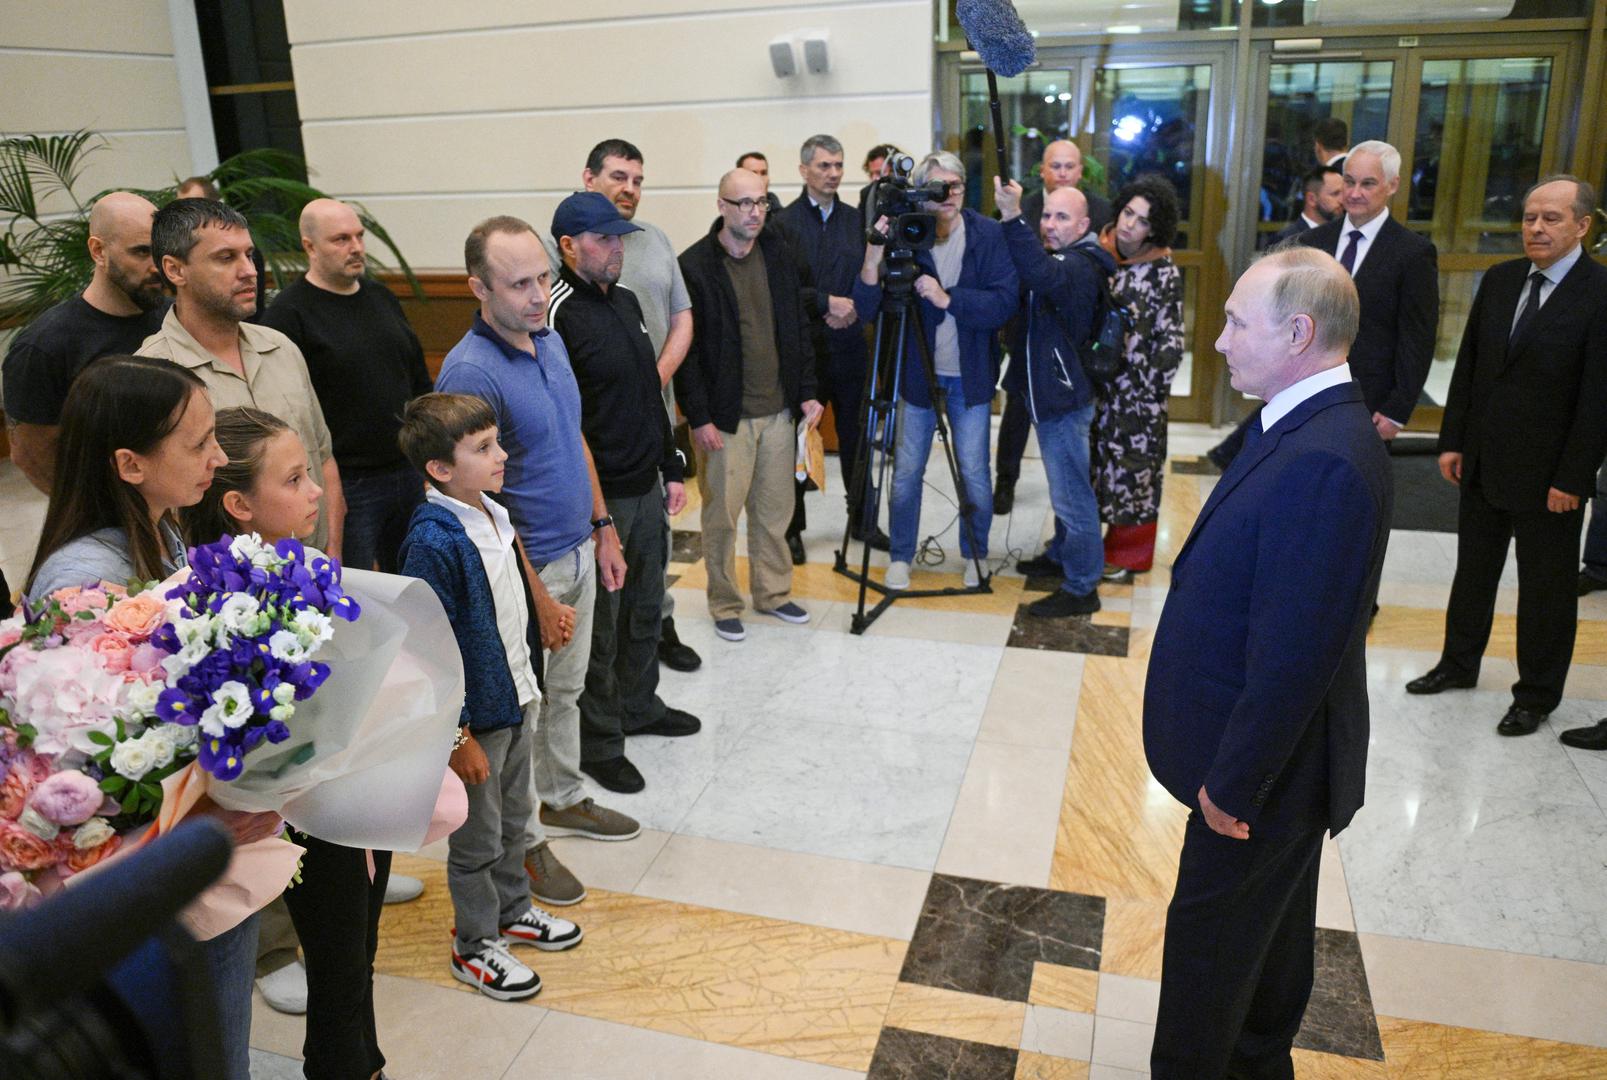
[714,618,747,641]
[758,602,809,625]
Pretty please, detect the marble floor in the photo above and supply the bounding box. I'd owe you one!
[5,417,1606,1078]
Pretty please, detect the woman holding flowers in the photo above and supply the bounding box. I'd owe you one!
[23,354,282,1080]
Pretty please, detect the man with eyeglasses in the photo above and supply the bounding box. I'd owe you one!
[778,134,889,555]
[676,168,824,642]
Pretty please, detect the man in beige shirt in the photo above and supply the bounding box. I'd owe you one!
[141,198,344,553]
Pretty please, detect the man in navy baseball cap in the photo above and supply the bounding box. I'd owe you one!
[550,190,643,245]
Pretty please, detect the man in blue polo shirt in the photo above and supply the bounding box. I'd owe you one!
[435,215,638,909]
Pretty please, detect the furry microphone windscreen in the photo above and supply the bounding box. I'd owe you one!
[955,0,1036,78]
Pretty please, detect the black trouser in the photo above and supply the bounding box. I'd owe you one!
[995,390,1032,487]
[580,488,670,763]
[823,347,871,521]
[281,835,391,1080]
[1151,812,1325,1079]
[1439,479,1585,713]
[341,463,425,573]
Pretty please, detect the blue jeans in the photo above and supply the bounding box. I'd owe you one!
[890,376,993,564]
[1584,458,1607,582]
[204,910,261,1080]
[1035,403,1103,596]
[340,463,425,573]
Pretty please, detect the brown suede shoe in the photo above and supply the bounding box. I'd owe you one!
[525,840,586,906]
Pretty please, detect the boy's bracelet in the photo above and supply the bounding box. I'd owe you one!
[452,727,470,751]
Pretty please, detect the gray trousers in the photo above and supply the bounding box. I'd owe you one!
[525,538,595,854]
[581,489,669,764]
[449,712,536,952]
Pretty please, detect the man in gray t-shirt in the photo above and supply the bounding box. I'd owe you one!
[548,139,701,673]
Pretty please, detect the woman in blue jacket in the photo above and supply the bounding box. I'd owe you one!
[853,151,1018,589]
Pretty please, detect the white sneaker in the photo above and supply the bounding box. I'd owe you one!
[502,906,584,951]
[255,959,308,1015]
[885,561,911,590]
[384,873,424,904]
[963,561,983,588]
[452,938,542,1001]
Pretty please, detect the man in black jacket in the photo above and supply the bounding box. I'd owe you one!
[1297,141,1439,439]
[777,134,888,550]
[1407,176,1607,741]
[547,192,702,795]
[677,169,824,643]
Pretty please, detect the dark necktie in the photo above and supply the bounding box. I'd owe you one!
[1339,229,1364,275]
[1509,271,1546,344]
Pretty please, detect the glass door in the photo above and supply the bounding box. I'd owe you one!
[958,65,1084,215]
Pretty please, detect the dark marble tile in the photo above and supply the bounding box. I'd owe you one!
[901,874,1104,1003]
[866,1027,1019,1080]
[670,529,702,563]
[1294,928,1385,1061]
[665,573,680,588]
[1022,573,1061,593]
[1170,456,1221,476]
[1007,606,1130,657]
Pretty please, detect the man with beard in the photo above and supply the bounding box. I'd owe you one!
[3,191,168,492]
[139,198,343,553]
[1272,166,1344,244]
[263,199,432,574]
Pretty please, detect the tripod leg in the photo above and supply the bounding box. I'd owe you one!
[906,306,990,588]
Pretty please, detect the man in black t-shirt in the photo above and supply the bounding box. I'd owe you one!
[3,191,168,492]
[262,199,432,573]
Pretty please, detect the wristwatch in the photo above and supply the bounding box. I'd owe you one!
[591,515,615,531]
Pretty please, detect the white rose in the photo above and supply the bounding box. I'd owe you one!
[162,724,198,751]
[197,680,256,738]
[124,680,162,716]
[110,737,156,781]
[143,730,176,769]
[18,806,59,841]
[72,817,115,851]
[267,629,310,664]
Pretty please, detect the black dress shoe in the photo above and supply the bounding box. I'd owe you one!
[631,707,702,738]
[852,523,891,552]
[1405,668,1478,695]
[657,617,701,672]
[1579,572,1607,597]
[992,480,1016,516]
[1016,553,1061,578]
[580,755,645,793]
[786,531,807,565]
[1027,588,1101,618]
[1496,706,1547,737]
[1559,719,1607,750]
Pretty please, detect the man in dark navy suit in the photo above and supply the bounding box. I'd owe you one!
[1145,247,1392,1078]
[1407,176,1607,742]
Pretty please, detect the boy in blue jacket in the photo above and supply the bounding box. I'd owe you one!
[398,393,583,1002]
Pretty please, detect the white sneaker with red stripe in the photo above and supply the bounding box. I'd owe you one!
[501,906,583,951]
[451,938,541,1001]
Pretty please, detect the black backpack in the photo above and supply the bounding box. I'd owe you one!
[1043,249,1131,387]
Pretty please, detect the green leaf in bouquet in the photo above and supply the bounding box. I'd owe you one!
[100,774,127,794]
[139,781,162,803]
[74,609,96,620]
[15,723,36,748]
[86,730,114,747]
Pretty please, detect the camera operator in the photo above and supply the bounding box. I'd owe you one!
[994,177,1117,618]
[852,152,1017,591]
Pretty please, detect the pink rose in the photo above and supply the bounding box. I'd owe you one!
[0,627,20,650]
[89,634,134,674]
[0,822,58,871]
[103,592,168,642]
[61,833,122,874]
[28,771,106,827]
[0,767,32,820]
[0,870,42,911]
[127,642,167,676]
[52,587,110,617]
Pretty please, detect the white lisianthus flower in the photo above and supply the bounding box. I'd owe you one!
[217,593,262,635]
[229,533,266,564]
[291,609,333,648]
[110,736,157,780]
[269,703,294,723]
[72,817,115,851]
[197,680,256,738]
[271,682,296,705]
[160,636,212,679]
[124,680,162,716]
[267,629,310,664]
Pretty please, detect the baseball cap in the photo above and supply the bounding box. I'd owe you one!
[551,191,644,241]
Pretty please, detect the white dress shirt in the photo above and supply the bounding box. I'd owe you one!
[426,487,540,707]
[1510,241,1583,336]
[1261,362,1355,435]
[1333,211,1389,278]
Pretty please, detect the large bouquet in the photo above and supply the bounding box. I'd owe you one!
[0,535,359,911]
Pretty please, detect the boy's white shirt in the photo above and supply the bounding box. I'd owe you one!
[426,486,540,706]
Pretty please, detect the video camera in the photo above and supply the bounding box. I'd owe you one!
[863,153,952,254]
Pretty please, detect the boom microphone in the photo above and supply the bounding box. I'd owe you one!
[954,0,1038,183]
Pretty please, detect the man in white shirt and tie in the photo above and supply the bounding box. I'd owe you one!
[1405,175,1607,743]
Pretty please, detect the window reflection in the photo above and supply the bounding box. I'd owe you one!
[1260,61,1392,237]
[1090,65,1211,219]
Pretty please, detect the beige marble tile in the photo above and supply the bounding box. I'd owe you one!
[674,557,1030,616]
[1085,1065,1148,1080]
[977,648,1086,752]
[1317,832,1354,932]
[633,833,931,941]
[1097,898,1169,982]
[1095,973,1160,1025]
[503,1009,864,1079]
[1021,1003,1096,1060]
[1360,934,1607,1048]
[936,738,1070,888]
[1090,1016,1155,1071]
[1369,605,1607,666]
[882,981,1027,1049]
[371,972,549,1078]
[546,828,673,896]
[1289,1049,1388,1078]
[1377,1015,1607,1077]
[1016,1051,1091,1079]
[1029,961,1100,1014]
[814,599,1015,646]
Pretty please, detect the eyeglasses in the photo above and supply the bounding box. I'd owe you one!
[720,196,770,213]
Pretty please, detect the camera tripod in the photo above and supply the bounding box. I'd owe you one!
[833,254,992,634]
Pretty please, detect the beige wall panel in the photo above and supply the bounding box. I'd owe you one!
[0,0,174,54]
[283,0,921,46]
[299,97,932,196]
[0,54,184,133]
[289,4,930,121]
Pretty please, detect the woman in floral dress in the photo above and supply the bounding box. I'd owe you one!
[1093,176,1186,582]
